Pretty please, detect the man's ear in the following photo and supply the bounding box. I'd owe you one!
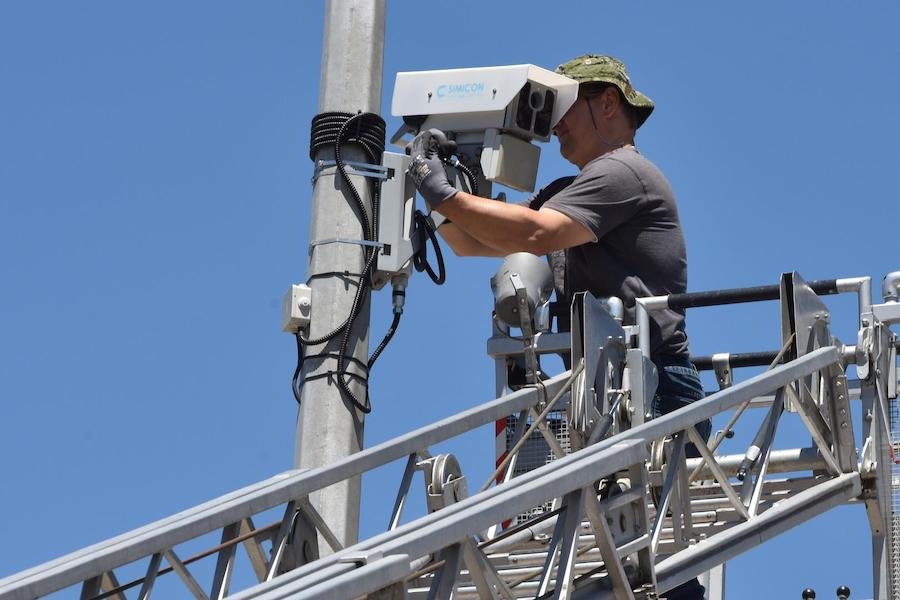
[599,86,620,119]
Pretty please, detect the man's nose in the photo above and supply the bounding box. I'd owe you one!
[552,117,566,135]
[553,106,576,135]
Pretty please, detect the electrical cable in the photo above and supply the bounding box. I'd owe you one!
[368,312,402,369]
[329,113,380,412]
[294,111,387,413]
[407,153,476,286]
[293,117,466,412]
[452,158,479,196]
[292,332,304,405]
[412,210,446,285]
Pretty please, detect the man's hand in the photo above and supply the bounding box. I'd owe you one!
[407,129,458,208]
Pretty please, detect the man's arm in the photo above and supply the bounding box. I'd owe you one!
[435,191,595,256]
[436,222,506,257]
[407,129,594,256]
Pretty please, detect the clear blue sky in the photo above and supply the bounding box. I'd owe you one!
[1,2,898,598]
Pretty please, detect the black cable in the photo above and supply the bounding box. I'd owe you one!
[412,210,446,285]
[292,332,304,405]
[336,250,379,413]
[368,312,402,369]
[296,111,386,413]
[294,115,464,412]
[406,152,474,288]
[453,159,479,196]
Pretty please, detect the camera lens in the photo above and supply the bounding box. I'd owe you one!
[516,82,534,131]
[534,90,555,138]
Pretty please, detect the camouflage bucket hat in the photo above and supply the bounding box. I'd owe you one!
[556,54,655,128]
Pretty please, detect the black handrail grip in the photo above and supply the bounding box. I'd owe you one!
[691,351,780,371]
[667,278,840,310]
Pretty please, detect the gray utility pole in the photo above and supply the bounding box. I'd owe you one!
[295,0,386,554]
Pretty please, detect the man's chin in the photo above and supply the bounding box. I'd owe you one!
[558,149,578,166]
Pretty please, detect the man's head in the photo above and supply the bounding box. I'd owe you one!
[553,55,654,168]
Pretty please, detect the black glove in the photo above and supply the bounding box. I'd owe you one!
[408,129,459,208]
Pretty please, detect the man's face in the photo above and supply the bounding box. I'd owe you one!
[553,95,603,169]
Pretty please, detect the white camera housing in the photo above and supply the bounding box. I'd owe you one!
[391,64,578,192]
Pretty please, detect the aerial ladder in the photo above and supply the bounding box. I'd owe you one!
[1,2,899,598]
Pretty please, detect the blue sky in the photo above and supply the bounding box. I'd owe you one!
[1,2,898,598]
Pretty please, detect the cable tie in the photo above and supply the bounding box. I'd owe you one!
[303,371,369,386]
[302,352,370,373]
[305,271,367,283]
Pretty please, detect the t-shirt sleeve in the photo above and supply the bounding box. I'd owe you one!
[526,175,577,210]
[540,158,643,241]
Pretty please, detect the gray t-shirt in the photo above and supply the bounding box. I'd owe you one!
[528,146,689,358]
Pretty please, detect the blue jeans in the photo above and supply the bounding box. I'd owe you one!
[652,355,709,600]
[652,356,712,458]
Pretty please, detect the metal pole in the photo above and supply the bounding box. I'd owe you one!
[295,0,386,553]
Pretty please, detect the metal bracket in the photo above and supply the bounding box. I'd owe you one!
[511,273,541,384]
[712,353,733,389]
[311,159,389,185]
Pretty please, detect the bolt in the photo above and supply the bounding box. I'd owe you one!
[862,318,870,326]
[841,422,848,429]
[840,408,847,416]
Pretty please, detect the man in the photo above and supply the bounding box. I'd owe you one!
[409,55,707,600]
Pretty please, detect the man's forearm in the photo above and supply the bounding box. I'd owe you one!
[437,222,506,257]
[405,127,593,255]
[435,191,563,255]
